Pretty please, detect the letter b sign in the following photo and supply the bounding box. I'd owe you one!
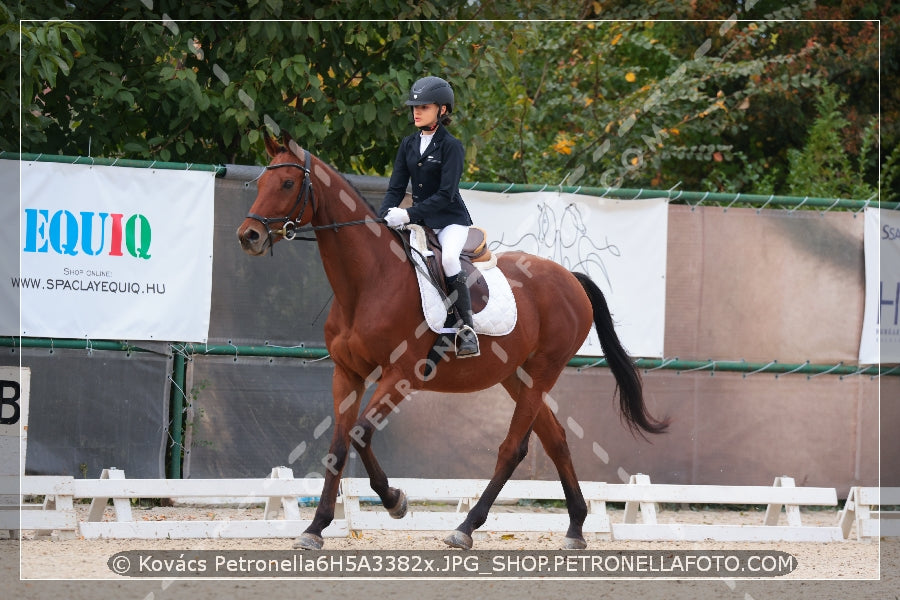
[1,380,19,425]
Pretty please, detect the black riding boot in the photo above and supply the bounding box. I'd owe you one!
[446,273,480,358]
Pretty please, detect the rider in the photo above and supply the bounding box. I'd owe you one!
[379,75,480,358]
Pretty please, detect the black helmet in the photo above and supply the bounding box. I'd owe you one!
[405,76,454,113]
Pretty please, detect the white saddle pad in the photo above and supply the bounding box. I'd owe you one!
[407,225,517,336]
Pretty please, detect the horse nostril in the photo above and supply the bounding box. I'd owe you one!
[245,229,260,243]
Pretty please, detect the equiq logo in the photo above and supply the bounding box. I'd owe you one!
[23,209,152,259]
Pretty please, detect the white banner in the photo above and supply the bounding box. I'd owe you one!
[15,161,215,342]
[462,190,667,357]
[860,207,900,364]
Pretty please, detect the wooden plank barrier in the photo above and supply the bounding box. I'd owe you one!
[1,474,22,538]
[341,474,844,543]
[14,470,850,543]
[18,467,348,540]
[340,477,611,535]
[838,486,900,540]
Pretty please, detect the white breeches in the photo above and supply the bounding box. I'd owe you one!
[435,223,469,277]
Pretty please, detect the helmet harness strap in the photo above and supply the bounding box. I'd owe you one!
[416,105,446,132]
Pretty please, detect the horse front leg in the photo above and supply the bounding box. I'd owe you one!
[293,365,363,550]
[349,374,412,519]
[532,401,589,549]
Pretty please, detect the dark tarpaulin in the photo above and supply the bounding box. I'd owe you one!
[1,348,169,478]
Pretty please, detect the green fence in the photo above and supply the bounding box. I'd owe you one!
[3,153,895,480]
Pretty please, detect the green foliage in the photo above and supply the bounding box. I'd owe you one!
[2,4,86,150]
[8,1,493,170]
[786,85,876,199]
[883,145,900,204]
[465,18,842,193]
[4,1,890,200]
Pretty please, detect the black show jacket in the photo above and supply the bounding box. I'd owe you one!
[378,125,473,229]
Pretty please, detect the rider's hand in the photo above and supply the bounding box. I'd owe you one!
[385,207,410,228]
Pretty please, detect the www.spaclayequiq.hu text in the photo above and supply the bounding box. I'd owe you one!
[109,550,796,579]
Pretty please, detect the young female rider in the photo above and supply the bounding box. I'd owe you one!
[379,75,480,358]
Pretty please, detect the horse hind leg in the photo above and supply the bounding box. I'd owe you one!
[445,378,540,550]
[532,402,589,549]
[444,376,589,551]
[444,428,532,550]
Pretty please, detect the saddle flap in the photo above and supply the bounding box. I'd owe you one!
[405,226,490,314]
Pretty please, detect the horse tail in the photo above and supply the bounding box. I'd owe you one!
[571,271,670,438]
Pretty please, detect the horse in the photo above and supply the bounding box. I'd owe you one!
[237,132,669,551]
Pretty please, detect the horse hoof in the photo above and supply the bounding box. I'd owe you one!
[388,489,408,519]
[562,536,587,550]
[443,530,474,550]
[292,532,324,550]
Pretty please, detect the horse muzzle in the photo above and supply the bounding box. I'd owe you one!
[237,219,271,256]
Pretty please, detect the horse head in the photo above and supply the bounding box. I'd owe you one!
[237,131,316,256]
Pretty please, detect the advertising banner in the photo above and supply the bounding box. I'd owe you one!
[14,161,215,342]
[860,207,900,363]
[462,190,667,358]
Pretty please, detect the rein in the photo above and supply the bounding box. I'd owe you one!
[245,151,384,252]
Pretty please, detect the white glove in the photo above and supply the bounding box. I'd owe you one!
[384,207,410,228]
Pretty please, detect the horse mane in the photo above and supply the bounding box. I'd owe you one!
[275,143,379,217]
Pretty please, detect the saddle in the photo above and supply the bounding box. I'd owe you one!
[401,226,494,314]
[398,225,517,377]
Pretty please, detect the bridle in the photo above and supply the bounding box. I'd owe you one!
[245,149,384,253]
[245,150,317,252]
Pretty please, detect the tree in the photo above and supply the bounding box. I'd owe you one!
[786,84,877,199]
[9,3,490,170]
[6,0,894,200]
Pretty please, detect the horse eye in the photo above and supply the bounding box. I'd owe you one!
[282,179,294,189]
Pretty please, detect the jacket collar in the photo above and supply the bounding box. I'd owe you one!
[419,123,448,142]
[418,124,446,155]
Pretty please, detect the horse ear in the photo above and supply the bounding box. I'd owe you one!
[282,132,303,160]
[263,129,280,157]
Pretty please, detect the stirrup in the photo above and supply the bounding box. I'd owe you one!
[455,324,480,358]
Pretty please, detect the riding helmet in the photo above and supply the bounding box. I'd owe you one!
[405,76,454,113]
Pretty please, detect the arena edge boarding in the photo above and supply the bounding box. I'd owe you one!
[8,467,897,543]
[0,338,894,484]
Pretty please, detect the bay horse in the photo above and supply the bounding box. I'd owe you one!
[237,132,668,551]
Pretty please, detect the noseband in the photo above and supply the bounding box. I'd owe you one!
[245,150,317,253]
